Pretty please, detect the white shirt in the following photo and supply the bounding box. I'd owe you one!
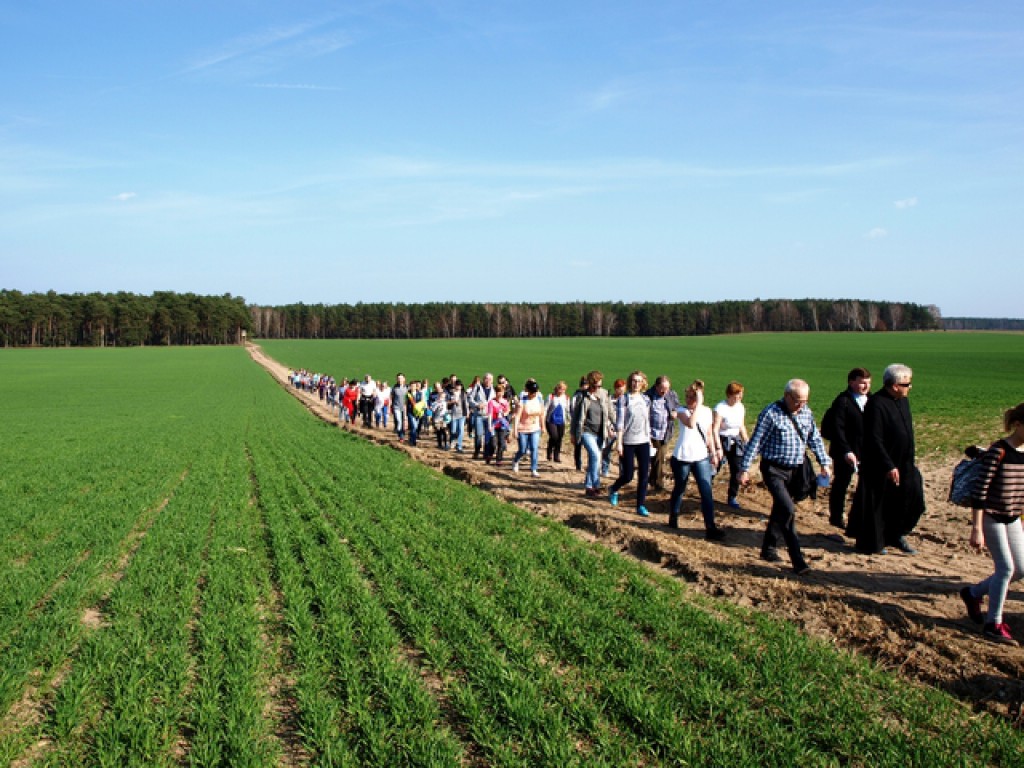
[672,405,713,462]
[714,400,745,438]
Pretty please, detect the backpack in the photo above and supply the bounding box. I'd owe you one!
[949,445,1004,507]
[820,399,839,441]
[549,401,565,426]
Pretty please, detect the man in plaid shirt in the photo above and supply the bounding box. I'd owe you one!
[740,379,832,574]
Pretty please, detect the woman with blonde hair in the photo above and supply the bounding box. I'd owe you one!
[669,380,725,540]
[545,380,570,463]
[608,371,653,517]
[960,402,1024,645]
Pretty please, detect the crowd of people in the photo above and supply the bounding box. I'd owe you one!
[287,364,1024,646]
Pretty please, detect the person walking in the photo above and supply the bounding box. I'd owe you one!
[570,370,616,498]
[512,378,545,477]
[739,379,832,574]
[341,379,359,424]
[485,384,511,465]
[468,373,495,459]
[825,368,871,529]
[958,403,1024,651]
[712,381,749,509]
[405,380,427,447]
[669,380,725,539]
[544,381,570,463]
[647,376,681,494]
[358,374,378,428]
[391,374,408,442]
[375,380,391,429]
[960,402,1024,645]
[448,377,467,453]
[847,364,924,555]
[608,371,654,517]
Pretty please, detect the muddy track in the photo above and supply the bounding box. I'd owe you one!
[248,344,1024,725]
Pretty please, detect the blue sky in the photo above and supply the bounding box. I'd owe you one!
[2,2,1021,317]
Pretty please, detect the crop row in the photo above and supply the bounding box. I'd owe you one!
[244,386,1022,766]
[3,347,1023,766]
[1,350,281,766]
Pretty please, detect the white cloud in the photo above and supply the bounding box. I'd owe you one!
[865,227,888,239]
[181,20,351,77]
[113,192,137,201]
[894,196,918,208]
[252,83,343,91]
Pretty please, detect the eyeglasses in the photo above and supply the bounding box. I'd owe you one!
[895,382,913,388]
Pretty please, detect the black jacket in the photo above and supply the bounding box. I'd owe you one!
[862,388,915,475]
[828,388,866,460]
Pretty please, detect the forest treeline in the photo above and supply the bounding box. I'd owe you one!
[0,290,249,347]
[943,317,1024,331]
[249,298,942,339]
[1,291,943,347]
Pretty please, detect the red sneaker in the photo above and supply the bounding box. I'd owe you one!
[983,622,1018,646]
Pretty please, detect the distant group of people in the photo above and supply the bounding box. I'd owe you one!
[290,370,392,429]
[287,362,1024,646]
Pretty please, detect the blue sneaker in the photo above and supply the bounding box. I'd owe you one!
[609,491,619,507]
[727,497,741,509]
[638,506,650,517]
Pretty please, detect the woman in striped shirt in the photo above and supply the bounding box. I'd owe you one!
[960,402,1024,645]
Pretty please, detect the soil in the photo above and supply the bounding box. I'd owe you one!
[248,345,1024,725]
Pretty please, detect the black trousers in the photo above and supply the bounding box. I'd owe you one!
[546,422,565,460]
[760,460,806,567]
[359,396,375,427]
[829,457,856,527]
[722,440,744,499]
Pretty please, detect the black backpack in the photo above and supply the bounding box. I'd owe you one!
[820,402,838,441]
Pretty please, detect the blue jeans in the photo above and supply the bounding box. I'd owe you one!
[393,409,405,440]
[581,431,604,490]
[471,412,488,454]
[514,431,540,472]
[669,456,716,530]
[407,414,420,446]
[450,416,465,451]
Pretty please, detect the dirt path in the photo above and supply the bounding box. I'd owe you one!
[248,344,1023,724]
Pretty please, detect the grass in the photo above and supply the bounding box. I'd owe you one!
[0,344,1021,766]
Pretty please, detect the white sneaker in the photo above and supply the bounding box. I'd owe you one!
[512,461,520,473]
[531,470,540,478]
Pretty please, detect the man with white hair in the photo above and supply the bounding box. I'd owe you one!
[739,379,832,574]
[847,364,925,555]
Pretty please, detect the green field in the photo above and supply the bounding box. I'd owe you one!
[1,344,1022,767]
[261,332,1024,455]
